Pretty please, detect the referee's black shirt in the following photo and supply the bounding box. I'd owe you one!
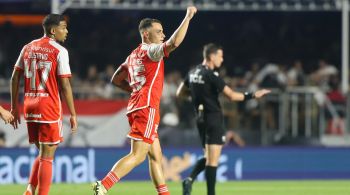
[184,64,226,114]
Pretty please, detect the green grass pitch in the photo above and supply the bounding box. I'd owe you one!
[1,180,349,195]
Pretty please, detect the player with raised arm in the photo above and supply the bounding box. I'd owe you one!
[10,14,78,195]
[92,6,197,195]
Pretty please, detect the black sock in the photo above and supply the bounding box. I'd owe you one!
[205,166,217,195]
[189,157,206,180]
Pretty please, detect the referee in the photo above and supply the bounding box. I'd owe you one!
[176,43,270,195]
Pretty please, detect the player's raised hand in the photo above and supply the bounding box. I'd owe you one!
[254,89,271,98]
[0,107,14,124]
[186,6,197,20]
[70,115,78,134]
[10,107,20,129]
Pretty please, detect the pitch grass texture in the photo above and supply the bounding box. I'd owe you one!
[1,180,350,195]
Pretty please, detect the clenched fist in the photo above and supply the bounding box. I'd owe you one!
[186,6,197,20]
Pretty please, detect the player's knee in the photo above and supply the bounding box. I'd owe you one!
[206,162,219,167]
[130,151,148,165]
[149,154,162,163]
[206,157,220,166]
[39,144,58,158]
[136,155,147,165]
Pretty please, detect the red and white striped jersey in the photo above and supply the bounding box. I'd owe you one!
[14,36,72,123]
[121,43,169,113]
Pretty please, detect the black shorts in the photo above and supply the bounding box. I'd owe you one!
[197,112,226,148]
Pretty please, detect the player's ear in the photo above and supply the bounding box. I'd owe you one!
[50,27,56,36]
[50,26,57,35]
[143,30,149,39]
[209,53,214,62]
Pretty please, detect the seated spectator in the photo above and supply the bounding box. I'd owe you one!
[99,64,118,99]
[161,71,182,127]
[82,64,105,99]
[310,59,338,91]
[287,60,305,86]
[255,63,288,90]
[254,63,288,130]
[325,75,346,135]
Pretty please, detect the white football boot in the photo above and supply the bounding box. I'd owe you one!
[92,181,108,195]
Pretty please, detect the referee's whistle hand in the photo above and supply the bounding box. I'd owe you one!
[254,89,271,98]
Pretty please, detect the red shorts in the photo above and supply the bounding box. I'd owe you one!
[27,121,63,144]
[127,107,159,144]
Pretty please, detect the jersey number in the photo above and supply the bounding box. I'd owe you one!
[129,59,146,91]
[24,59,52,90]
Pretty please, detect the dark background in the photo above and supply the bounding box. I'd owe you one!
[0,1,342,79]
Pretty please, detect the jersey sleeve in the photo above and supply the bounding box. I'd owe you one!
[57,48,72,78]
[209,71,226,92]
[120,56,129,71]
[14,46,26,70]
[147,43,168,62]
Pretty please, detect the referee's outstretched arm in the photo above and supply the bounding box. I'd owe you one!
[223,86,271,101]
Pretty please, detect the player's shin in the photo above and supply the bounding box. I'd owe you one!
[37,157,53,195]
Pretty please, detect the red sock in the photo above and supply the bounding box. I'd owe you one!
[23,190,32,195]
[37,157,53,195]
[156,184,170,195]
[101,171,120,190]
[28,157,40,189]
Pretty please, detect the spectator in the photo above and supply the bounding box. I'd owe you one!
[99,64,117,99]
[310,59,338,91]
[255,63,288,90]
[325,75,346,135]
[287,60,305,86]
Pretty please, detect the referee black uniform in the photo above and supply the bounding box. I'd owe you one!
[184,64,227,147]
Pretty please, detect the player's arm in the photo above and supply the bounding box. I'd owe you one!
[111,65,132,93]
[176,81,191,100]
[10,46,26,129]
[0,106,14,124]
[10,69,21,129]
[222,86,271,101]
[59,77,78,133]
[165,6,197,54]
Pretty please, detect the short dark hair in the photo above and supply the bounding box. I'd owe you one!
[203,43,223,60]
[42,14,66,35]
[138,18,162,33]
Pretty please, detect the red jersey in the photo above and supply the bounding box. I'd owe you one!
[14,36,72,123]
[121,43,169,114]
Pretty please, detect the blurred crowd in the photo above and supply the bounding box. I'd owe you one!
[0,10,348,145]
[160,59,344,129]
